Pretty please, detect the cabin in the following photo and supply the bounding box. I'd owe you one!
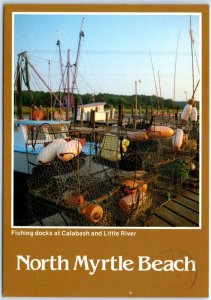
[76,102,115,121]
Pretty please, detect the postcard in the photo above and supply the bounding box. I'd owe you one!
[3,3,209,297]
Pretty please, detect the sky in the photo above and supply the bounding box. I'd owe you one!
[14,13,200,101]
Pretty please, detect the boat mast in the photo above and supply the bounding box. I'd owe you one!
[173,30,180,108]
[48,60,53,120]
[66,49,71,120]
[56,31,65,92]
[71,18,85,107]
[189,15,195,100]
[14,55,23,119]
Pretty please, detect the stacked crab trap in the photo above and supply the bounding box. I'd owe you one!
[25,118,199,226]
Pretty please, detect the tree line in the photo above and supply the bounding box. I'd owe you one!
[14,90,199,110]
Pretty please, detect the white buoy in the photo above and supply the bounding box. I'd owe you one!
[181,104,192,121]
[37,138,66,164]
[172,128,184,151]
[57,139,82,161]
[191,106,198,122]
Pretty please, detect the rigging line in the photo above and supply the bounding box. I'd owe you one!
[149,50,158,98]
[23,53,64,107]
[193,43,200,75]
[83,49,102,92]
[58,65,68,92]
[16,49,197,56]
[28,54,60,64]
[30,71,44,92]
[158,70,162,98]
[173,30,180,103]
[77,71,99,95]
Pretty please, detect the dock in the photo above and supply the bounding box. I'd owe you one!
[148,188,199,227]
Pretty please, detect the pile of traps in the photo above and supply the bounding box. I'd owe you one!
[26,122,198,226]
[27,143,157,226]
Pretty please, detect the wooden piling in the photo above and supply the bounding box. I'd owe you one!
[139,106,141,115]
[110,105,113,119]
[131,102,134,116]
[74,97,78,123]
[46,109,49,120]
[118,103,123,126]
[29,107,33,120]
[87,111,90,122]
[80,107,84,125]
[91,110,95,129]
[106,112,109,126]
[133,116,136,129]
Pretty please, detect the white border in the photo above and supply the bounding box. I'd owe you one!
[12,11,202,230]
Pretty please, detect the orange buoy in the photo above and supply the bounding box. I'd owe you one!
[32,109,44,121]
[148,125,174,138]
[122,179,147,195]
[54,111,60,120]
[63,191,85,207]
[82,204,103,223]
[188,99,194,105]
[126,130,148,142]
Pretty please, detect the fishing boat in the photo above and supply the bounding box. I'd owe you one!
[14,119,70,174]
[13,22,116,174]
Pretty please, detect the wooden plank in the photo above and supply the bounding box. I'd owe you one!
[154,206,196,227]
[172,196,199,212]
[149,215,172,227]
[188,188,199,195]
[163,201,199,225]
[182,190,199,202]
